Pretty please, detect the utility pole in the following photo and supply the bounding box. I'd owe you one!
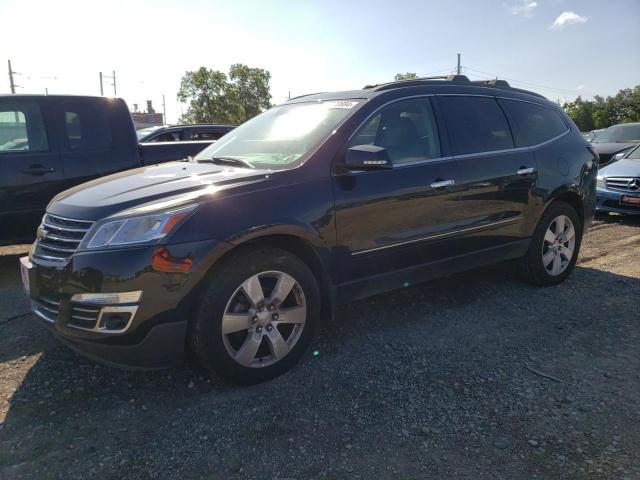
[456,53,461,75]
[162,93,166,124]
[8,59,17,93]
[100,71,117,96]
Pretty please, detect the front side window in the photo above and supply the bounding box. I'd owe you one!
[349,97,441,164]
[195,99,362,170]
[0,99,49,152]
[439,96,514,155]
[64,102,112,151]
[502,99,568,147]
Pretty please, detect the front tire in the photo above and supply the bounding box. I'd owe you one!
[520,201,583,286]
[189,247,320,384]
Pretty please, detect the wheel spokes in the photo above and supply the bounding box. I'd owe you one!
[544,229,556,244]
[551,253,563,275]
[221,312,250,334]
[265,327,290,360]
[275,305,306,325]
[542,249,555,267]
[560,245,574,260]
[234,333,262,367]
[555,216,566,235]
[269,273,296,306]
[563,224,575,242]
[241,274,264,307]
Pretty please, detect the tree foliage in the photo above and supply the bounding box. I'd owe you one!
[394,72,419,81]
[177,64,272,124]
[562,86,640,131]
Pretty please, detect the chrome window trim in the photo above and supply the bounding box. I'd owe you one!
[352,217,520,256]
[341,93,571,172]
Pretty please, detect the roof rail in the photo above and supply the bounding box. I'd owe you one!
[365,75,470,91]
[471,79,511,88]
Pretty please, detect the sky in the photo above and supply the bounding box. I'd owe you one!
[1,0,638,123]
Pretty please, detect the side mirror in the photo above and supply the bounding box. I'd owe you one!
[344,145,392,170]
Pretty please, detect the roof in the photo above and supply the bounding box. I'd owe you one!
[285,75,549,105]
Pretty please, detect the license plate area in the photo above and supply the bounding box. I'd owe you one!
[621,195,640,206]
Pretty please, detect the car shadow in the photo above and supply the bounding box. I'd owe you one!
[2,261,639,478]
[594,211,640,226]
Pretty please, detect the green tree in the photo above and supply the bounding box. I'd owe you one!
[229,64,272,121]
[563,85,640,131]
[394,72,418,81]
[177,64,272,124]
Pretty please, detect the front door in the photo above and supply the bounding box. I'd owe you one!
[332,97,462,294]
[0,97,62,243]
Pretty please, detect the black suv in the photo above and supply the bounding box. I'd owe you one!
[20,76,597,384]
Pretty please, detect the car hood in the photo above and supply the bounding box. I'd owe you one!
[48,161,273,221]
[591,142,637,156]
[599,158,640,178]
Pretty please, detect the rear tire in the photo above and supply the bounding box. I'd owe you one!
[188,247,320,384]
[520,201,583,286]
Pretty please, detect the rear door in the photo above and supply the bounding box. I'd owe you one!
[332,96,462,290]
[0,97,62,243]
[436,95,537,256]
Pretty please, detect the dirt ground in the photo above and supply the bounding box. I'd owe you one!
[0,214,639,480]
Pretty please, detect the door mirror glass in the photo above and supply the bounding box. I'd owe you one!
[345,145,392,170]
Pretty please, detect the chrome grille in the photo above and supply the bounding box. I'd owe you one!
[33,214,93,262]
[32,296,60,324]
[605,177,640,193]
[69,304,101,329]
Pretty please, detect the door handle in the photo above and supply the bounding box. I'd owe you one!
[430,179,455,189]
[516,167,536,176]
[23,165,56,176]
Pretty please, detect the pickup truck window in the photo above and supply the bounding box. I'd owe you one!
[0,99,49,153]
[63,102,112,151]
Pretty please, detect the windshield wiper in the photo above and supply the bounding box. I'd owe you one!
[198,156,255,169]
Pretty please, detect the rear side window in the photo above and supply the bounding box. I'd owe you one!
[0,99,49,152]
[501,99,568,147]
[63,102,112,151]
[439,96,514,155]
[349,97,441,164]
[192,130,225,140]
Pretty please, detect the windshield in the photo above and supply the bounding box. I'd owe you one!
[194,99,362,170]
[137,126,161,141]
[593,124,640,143]
[627,145,640,160]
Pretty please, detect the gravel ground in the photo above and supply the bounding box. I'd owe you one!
[1,214,639,480]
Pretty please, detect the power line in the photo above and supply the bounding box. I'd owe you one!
[462,65,591,96]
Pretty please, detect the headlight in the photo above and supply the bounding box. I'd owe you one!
[596,176,605,188]
[84,205,196,249]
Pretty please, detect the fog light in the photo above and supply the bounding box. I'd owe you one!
[96,306,139,333]
[100,311,131,331]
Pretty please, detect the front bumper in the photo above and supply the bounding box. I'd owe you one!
[596,187,640,215]
[23,238,229,369]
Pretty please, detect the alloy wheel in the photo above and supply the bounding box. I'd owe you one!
[541,214,576,276]
[221,271,307,368]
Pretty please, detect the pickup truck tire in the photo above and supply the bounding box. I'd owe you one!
[520,201,583,286]
[189,247,321,384]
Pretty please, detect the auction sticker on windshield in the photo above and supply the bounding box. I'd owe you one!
[325,100,359,109]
